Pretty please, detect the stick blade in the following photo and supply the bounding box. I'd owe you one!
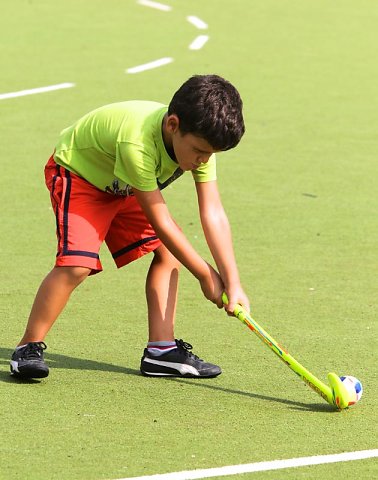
[328,372,351,409]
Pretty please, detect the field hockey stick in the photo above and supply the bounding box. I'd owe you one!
[222,293,351,409]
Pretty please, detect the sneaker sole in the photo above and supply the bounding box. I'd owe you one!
[141,370,221,378]
[10,361,49,379]
[141,358,221,378]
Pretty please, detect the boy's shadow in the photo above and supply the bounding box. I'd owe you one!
[0,347,335,412]
[0,347,140,383]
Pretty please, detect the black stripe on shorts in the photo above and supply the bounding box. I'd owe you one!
[57,167,99,260]
[112,236,158,259]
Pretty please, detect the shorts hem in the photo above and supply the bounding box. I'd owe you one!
[113,239,161,269]
[55,256,103,275]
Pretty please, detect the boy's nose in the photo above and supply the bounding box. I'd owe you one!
[197,155,210,164]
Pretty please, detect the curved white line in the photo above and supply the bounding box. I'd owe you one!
[126,57,173,74]
[189,35,209,51]
[131,3,210,72]
[187,15,208,30]
[137,0,171,11]
[0,83,75,100]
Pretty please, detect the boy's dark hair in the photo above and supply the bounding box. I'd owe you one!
[168,74,245,151]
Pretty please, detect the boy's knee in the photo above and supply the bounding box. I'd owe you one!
[54,266,91,285]
[154,246,181,269]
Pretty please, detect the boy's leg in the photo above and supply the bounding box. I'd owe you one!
[143,245,221,378]
[18,266,90,345]
[105,199,179,341]
[146,245,179,342]
[11,156,121,379]
[11,266,90,378]
[106,195,222,378]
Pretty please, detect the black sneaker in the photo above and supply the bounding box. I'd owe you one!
[10,342,49,379]
[140,339,221,378]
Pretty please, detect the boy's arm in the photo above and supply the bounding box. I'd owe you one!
[195,180,250,314]
[133,188,224,308]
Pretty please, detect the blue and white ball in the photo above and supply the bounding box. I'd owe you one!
[340,375,363,405]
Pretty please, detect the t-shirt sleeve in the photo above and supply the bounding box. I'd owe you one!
[192,153,217,182]
[115,142,158,191]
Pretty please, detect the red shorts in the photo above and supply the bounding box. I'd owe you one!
[45,156,162,274]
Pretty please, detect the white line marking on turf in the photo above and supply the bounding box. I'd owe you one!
[126,57,173,74]
[137,0,171,11]
[113,450,378,480]
[0,82,75,100]
[189,35,209,51]
[187,15,208,30]
[133,2,210,71]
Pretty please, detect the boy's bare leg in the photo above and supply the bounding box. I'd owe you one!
[18,266,91,345]
[142,244,222,378]
[145,245,180,342]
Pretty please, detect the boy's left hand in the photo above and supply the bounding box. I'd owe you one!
[223,286,250,316]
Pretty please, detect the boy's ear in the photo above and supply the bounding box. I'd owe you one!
[166,114,180,133]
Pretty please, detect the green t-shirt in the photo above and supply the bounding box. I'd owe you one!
[54,101,216,194]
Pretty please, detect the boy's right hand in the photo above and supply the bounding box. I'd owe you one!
[199,263,224,308]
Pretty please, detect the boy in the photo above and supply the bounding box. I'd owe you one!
[10,74,250,380]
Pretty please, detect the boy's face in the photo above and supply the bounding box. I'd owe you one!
[164,114,219,171]
[172,132,218,171]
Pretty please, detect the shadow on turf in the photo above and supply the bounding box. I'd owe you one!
[0,347,140,384]
[0,347,334,412]
[165,378,336,412]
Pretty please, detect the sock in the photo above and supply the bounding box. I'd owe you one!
[147,341,177,356]
[15,344,28,350]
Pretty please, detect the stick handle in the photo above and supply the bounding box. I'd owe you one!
[222,293,334,405]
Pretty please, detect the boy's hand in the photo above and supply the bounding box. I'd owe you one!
[199,263,224,308]
[223,286,250,316]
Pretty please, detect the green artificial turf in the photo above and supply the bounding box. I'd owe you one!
[0,1,377,479]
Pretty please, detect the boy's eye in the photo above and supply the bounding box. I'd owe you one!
[194,148,208,155]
